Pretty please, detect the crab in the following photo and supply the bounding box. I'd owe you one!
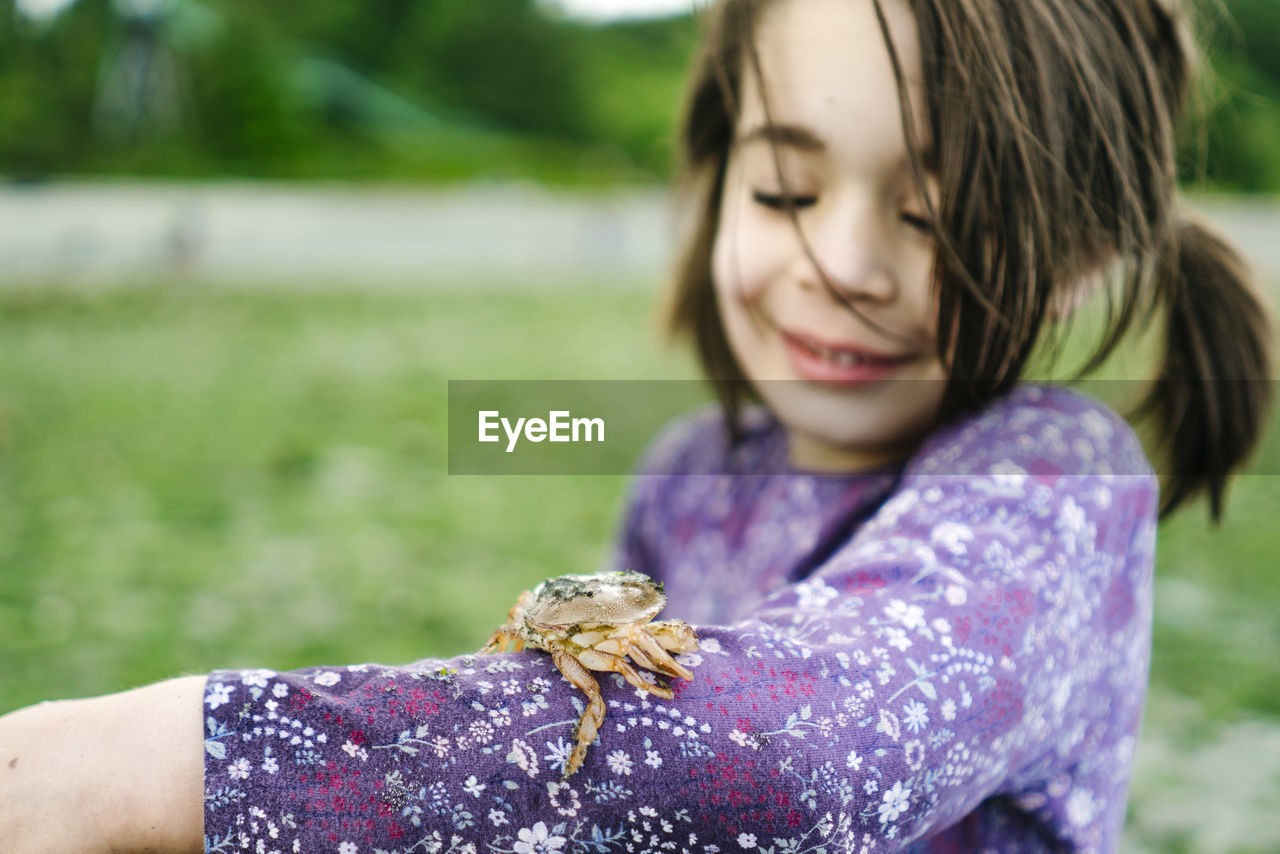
[480,570,699,778]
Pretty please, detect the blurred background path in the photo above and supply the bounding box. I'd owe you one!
[0,182,673,287]
[2,183,1278,288]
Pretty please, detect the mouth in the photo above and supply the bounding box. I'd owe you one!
[778,328,915,385]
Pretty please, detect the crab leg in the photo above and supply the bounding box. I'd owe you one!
[621,638,682,681]
[625,625,695,681]
[550,649,606,778]
[650,620,700,654]
[577,648,675,700]
[480,627,526,654]
[479,592,536,654]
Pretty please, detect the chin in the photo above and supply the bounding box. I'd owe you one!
[756,378,941,465]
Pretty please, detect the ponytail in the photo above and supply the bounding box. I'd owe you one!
[1139,215,1273,521]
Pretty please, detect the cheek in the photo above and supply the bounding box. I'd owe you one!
[908,252,942,334]
[710,225,738,304]
[710,208,779,307]
[711,161,785,306]
[710,223,768,370]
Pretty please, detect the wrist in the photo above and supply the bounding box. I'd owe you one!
[95,676,206,854]
[0,697,107,853]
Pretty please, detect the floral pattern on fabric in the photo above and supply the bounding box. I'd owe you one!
[204,385,1156,854]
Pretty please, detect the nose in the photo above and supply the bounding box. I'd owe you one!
[796,199,898,304]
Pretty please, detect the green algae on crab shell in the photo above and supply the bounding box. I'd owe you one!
[524,571,668,631]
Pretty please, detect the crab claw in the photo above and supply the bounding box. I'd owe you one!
[480,629,524,654]
[479,590,537,654]
[627,621,698,680]
[577,648,674,699]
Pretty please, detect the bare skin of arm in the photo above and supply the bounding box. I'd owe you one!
[0,675,205,854]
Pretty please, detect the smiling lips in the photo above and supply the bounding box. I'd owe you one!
[779,329,915,385]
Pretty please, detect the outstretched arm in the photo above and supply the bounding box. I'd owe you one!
[0,675,204,854]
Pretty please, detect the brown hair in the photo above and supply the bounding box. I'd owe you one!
[666,0,1272,520]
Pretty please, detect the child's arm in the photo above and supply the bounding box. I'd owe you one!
[199,494,1151,851]
[0,676,204,854]
[189,391,1155,852]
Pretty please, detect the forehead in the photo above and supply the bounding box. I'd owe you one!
[740,0,927,160]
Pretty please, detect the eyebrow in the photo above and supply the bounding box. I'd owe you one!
[738,121,939,174]
[738,122,825,152]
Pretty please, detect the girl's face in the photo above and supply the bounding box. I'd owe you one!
[712,0,947,472]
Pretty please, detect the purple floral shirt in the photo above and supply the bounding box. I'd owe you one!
[203,384,1157,854]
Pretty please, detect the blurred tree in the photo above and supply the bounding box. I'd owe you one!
[179,13,313,173]
[1183,0,1280,191]
[396,0,589,138]
[0,0,109,176]
[0,0,1274,188]
[241,0,590,139]
[570,15,697,176]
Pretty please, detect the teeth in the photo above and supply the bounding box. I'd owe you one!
[812,343,863,366]
[830,349,861,366]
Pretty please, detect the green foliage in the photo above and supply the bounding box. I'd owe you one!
[1182,0,1280,191]
[180,17,308,169]
[0,0,108,176]
[0,1,1275,186]
[571,16,700,176]
[244,0,592,138]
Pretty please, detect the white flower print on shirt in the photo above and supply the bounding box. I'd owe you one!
[879,781,911,824]
[507,739,538,778]
[205,683,233,709]
[241,670,275,689]
[931,522,974,555]
[547,781,581,817]
[313,671,341,687]
[1067,788,1097,826]
[902,699,929,733]
[795,577,837,609]
[876,710,901,742]
[513,822,565,854]
[607,749,634,776]
[883,599,926,631]
[884,627,912,652]
[543,737,572,774]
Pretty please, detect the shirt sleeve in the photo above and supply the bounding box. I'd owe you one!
[203,391,1157,854]
[601,466,661,583]
[599,404,727,585]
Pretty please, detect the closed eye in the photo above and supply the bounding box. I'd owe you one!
[752,191,818,212]
[900,211,933,235]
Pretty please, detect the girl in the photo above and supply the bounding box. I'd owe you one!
[0,0,1271,851]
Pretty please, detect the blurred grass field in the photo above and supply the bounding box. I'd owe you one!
[0,282,1277,853]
